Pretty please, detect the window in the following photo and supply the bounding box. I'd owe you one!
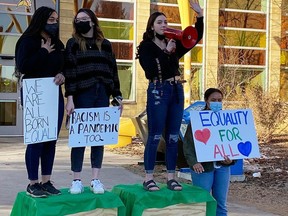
[151,0,178,4]
[100,21,133,41]
[219,29,266,48]
[219,11,266,29]
[280,69,288,101]
[219,0,266,12]
[0,65,17,93]
[0,100,16,125]
[218,67,264,100]
[190,67,202,101]
[76,0,135,100]
[218,0,268,92]
[0,0,58,56]
[150,4,180,23]
[219,47,265,66]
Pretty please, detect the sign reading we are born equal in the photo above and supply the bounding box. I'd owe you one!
[190,109,260,162]
[23,78,59,144]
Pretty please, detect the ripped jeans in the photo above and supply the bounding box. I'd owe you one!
[144,81,184,173]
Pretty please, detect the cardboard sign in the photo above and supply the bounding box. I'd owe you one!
[190,109,260,162]
[68,107,120,147]
[23,78,58,144]
[179,101,206,140]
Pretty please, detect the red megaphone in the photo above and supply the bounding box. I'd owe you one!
[164,26,198,49]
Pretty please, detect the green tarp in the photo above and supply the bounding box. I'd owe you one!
[112,183,217,216]
[11,184,216,216]
[10,187,125,216]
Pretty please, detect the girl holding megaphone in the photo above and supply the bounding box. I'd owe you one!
[136,0,203,192]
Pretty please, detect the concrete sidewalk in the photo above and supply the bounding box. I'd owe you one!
[0,137,279,216]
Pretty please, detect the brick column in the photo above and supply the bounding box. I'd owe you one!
[59,0,74,45]
[268,0,282,95]
[132,0,150,116]
[204,1,219,88]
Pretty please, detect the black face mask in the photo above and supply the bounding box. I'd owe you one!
[155,33,165,40]
[44,23,59,38]
[75,21,91,34]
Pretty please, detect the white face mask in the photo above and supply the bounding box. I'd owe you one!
[209,102,222,112]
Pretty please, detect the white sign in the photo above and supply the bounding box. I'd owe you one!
[23,78,58,144]
[68,107,120,147]
[179,101,206,140]
[190,109,260,162]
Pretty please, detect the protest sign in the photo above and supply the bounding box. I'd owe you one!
[179,101,206,141]
[190,109,260,162]
[23,78,58,144]
[68,107,120,147]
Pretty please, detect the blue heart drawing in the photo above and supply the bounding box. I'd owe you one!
[237,141,252,157]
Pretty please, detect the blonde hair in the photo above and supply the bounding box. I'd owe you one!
[72,8,104,51]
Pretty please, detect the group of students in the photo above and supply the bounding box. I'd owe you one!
[15,1,234,215]
[15,7,122,198]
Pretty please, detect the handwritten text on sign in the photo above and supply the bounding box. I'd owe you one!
[190,109,260,162]
[68,107,120,147]
[23,78,58,144]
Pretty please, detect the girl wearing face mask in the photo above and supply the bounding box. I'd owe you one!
[15,6,65,198]
[183,88,235,216]
[63,8,122,195]
[136,0,203,192]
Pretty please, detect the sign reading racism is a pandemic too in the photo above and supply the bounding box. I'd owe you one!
[68,107,120,147]
[190,109,260,162]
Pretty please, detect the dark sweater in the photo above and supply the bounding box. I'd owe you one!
[15,35,65,78]
[63,38,121,98]
[138,17,204,81]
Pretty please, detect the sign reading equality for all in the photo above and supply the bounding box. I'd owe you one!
[68,107,120,147]
[23,78,59,144]
[190,109,260,162]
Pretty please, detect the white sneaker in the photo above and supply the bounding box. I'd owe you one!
[69,180,84,194]
[90,179,105,194]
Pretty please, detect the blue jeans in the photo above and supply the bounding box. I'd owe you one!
[25,87,64,180]
[191,166,231,216]
[71,83,109,172]
[144,81,184,173]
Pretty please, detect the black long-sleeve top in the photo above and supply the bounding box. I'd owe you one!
[15,35,65,78]
[138,17,204,81]
[63,38,122,98]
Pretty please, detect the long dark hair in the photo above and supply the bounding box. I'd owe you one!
[136,12,166,59]
[21,6,55,38]
[14,6,56,82]
[204,88,223,109]
[73,8,104,51]
[143,12,166,41]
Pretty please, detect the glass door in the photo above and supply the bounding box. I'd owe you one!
[0,60,22,135]
[0,0,32,135]
[0,0,59,136]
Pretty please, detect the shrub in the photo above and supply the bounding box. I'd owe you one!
[224,86,288,143]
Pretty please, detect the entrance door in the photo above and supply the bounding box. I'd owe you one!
[0,0,59,136]
[0,0,31,136]
[0,58,23,135]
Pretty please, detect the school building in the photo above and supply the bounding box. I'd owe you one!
[0,0,287,136]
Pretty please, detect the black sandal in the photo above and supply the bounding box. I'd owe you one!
[143,180,160,191]
[167,179,182,191]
